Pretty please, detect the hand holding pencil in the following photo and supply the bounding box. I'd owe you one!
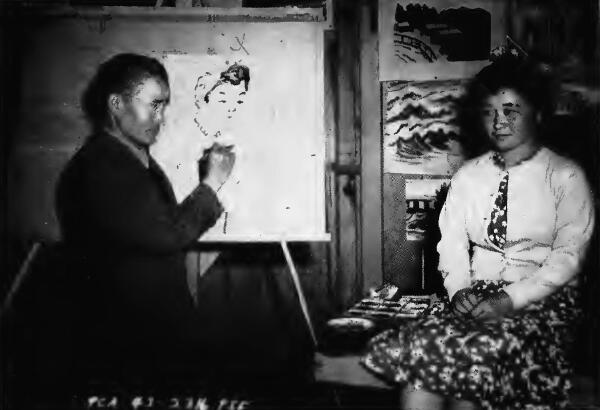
[199,142,236,192]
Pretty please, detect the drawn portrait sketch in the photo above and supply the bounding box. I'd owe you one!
[196,62,251,136]
[150,23,326,241]
[383,79,466,175]
[379,0,505,81]
[154,56,247,200]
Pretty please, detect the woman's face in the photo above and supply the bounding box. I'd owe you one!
[115,76,170,147]
[481,88,537,153]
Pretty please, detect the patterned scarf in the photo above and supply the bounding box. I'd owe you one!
[488,153,508,249]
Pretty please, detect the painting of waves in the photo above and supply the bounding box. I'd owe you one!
[383,79,466,175]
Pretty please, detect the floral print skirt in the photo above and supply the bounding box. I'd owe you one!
[361,280,581,410]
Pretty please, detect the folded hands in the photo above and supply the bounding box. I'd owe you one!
[450,288,514,321]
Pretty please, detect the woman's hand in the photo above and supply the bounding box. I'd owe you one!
[450,288,481,317]
[470,290,514,321]
[199,143,236,192]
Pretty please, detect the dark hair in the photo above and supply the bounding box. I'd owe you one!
[82,53,169,131]
[458,53,558,157]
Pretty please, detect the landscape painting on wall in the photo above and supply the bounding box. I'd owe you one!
[379,0,505,81]
[405,178,450,241]
[383,79,466,175]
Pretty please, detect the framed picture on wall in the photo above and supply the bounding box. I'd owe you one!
[404,177,450,241]
[378,0,506,81]
[382,79,466,175]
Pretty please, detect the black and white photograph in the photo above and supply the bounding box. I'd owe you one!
[1,1,599,409]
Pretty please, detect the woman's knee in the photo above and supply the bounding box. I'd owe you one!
[448,397,479,410]
[401,385,444,410]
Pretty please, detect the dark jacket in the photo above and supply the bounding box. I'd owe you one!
[55,133,223,377]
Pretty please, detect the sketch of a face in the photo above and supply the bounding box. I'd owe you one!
[210,82,248,120]
[193,63,250,139]
[205,63,250,103]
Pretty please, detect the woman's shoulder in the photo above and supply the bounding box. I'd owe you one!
[542,147,587,180]
[543,147,582,167]
[70,134,138,169]
[537,148,594,199]
[451,151,494,181]
[60,135,145,191]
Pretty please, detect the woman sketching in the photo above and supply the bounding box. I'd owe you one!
[56,53,235,384]
[362,51,595,409]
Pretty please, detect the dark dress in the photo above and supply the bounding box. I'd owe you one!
[362,151,596,410]
[363,281,581,410]
[55,132,223,383]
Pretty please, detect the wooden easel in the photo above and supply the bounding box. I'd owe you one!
[280,241,318,347]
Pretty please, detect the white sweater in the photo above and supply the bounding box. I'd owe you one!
[437,147,595,310]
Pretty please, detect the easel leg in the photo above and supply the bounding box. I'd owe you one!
[1,242,41,320]
[280,241,318,347]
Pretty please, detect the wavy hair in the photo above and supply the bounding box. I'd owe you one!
[81,53,169,132]
[458,53,558,158]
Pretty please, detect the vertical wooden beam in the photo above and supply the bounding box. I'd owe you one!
[323,27,337,313]
[326,0,362,309]
[359,2,382,293]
